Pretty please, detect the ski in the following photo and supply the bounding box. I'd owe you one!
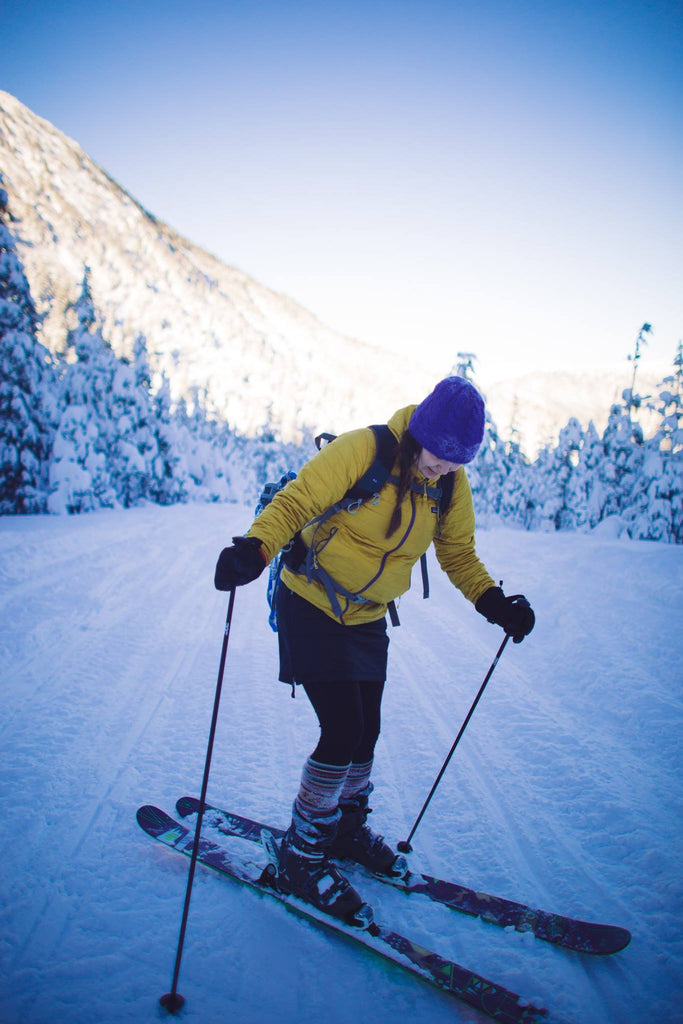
[138,804,551,1023]
[176,797,631,956]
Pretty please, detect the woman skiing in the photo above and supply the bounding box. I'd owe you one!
[214,376,535,922]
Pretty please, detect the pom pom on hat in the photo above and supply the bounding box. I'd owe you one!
[409,377,485,464]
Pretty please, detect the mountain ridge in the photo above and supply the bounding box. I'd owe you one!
[0,90,664,454]
[1,89,434,442]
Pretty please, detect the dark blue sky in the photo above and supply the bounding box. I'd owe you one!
[3,0,682,380]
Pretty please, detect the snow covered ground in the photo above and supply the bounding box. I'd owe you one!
[1,503,681,1024]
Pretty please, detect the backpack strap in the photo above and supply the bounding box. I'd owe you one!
[413,469,456,600]
[345,424,397,500]
[419,553,430,600]
[438,470,456,518]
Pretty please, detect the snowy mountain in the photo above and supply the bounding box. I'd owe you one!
[485,368,662,456]
[0,90,435,441]
[0,90,662,455]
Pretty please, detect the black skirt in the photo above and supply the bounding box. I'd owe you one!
[276,586,389,685]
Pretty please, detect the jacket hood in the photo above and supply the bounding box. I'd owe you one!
[387,404,418,441]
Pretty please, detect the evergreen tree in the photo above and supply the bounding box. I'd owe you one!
[181,388,233,502]
[467,414,504,522]
[107,332,161,506]
[452,363,514,525]
[0,184,56,513]
[495,434,531,527]
[108,357,155,506]
[48,271,118,512]
[574,420,605,530]
[595,399,642,525]
[48,404,104,514]
[542,418,585,532]
[451,352,477,380]
[626,323,653,403]
[524,443,561,532]
[133,333,153,391]
[626,345,683,541]
[149,374,189,504]
[661,343,683,542]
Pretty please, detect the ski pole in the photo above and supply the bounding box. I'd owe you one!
[397,633,510,854]
[161,586,237,1015]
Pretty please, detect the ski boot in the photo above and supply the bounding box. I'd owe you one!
[330,793,407,878]
[275,825,369,925]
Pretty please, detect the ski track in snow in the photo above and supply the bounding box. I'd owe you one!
[0,503,681,1024]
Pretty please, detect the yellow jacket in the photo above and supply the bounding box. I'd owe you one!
[246,405,495,624]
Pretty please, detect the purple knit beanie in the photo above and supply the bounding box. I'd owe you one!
[409,377,486,464]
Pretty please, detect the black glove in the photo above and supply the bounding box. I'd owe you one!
[475,587,535,644]
[214,536,267,590]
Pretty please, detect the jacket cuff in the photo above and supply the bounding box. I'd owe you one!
[243,531,270,563]
[475,586,505,623]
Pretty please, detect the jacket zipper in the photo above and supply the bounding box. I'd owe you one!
[354,490,418,598]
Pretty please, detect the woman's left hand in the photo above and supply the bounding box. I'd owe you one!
[475,587,535,643]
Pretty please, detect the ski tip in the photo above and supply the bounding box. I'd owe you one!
[605,926,632,954]
[568,921,632,955]
[176,796,200,818]
[136,804,182,838]
[136,804,165,827]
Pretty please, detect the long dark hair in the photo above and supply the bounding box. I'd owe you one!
[386,430,421,538]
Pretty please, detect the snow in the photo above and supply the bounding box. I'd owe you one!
[1,503,681,1023]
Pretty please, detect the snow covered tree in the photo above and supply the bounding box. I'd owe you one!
[169,391,227,502]
[48,404,107,513]
[623,346,683,542]
[659,343,683,542]
[573,420,606,530]
[149,373,189,504]
[526,418,585,532]
[0,184,56,513]
[455,367,521,525]
[627,323,653,403]
[492,432,528,527]
[651,343,683,462]
[48,271,119,512]
[108,357,156,506]
[592,399,641,527]
[450,352,477,381]
[523,443,561,531]
[133,332,153,391]
[467,416,503,522]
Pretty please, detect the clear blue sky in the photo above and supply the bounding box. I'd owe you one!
[3,0,682,384]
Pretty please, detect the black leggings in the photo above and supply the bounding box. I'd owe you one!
[303,680,385,767]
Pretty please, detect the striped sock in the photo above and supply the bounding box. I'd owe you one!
[340,759,374,802]
[292,757,350,842]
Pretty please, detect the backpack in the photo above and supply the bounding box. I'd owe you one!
[255,424,456,631]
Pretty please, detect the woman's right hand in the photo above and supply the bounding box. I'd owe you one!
[214,537,267,590]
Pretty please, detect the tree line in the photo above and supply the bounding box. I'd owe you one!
[1,185,681,542]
